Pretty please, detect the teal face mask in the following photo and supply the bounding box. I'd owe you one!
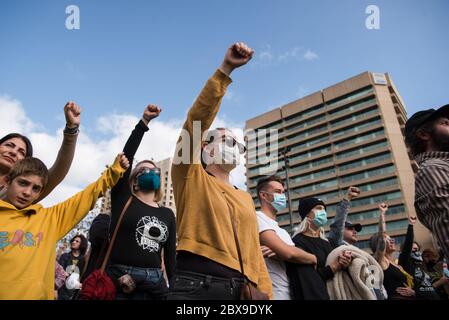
[136,169,160,191]
[271,193,287,212]
[312,209,328,227]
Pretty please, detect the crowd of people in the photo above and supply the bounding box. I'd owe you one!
[1,42,448,300]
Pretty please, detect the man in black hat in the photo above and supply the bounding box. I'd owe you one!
[343,221,362,246]
[405,104,449,262]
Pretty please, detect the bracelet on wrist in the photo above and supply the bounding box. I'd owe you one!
[64,124,79,134]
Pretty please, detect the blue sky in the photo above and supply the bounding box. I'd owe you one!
[1,0,448,134]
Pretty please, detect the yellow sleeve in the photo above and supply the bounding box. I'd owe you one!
[45,158,126,239]
[171,69,232,181]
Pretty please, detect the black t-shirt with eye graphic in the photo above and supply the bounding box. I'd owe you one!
[108,196,176,275]
[108,120,177,285]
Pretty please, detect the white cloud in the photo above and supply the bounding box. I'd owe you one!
[253,45,318,66]
[303,49,319,61]
[0,95,37,134]
[0,95,248,209]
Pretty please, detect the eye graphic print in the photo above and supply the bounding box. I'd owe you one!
[135,216,168,252]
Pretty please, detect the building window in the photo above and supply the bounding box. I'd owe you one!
[334,128,385,149]
[335,140,388,160]
[338,152,391,171]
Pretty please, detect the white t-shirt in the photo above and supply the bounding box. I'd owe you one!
[256,211,294,300]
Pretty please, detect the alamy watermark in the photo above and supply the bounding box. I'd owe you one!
[66,5,80,30]
[365,5,380,30]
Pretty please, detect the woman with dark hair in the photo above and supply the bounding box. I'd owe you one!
[57,234,88,300]
[88,104,176,300]
[0,102,80,201]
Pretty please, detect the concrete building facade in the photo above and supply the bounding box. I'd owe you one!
[245,72,432,250]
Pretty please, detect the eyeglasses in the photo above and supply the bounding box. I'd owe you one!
[207,135,246,154]
[137,167,161,176]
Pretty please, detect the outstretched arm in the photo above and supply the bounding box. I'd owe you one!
[112,104,161,197]
[398,217,416,272]
[46,153,130,239]
[37,102,80,201]
[328,186,360,247]
[374,203,388,262]
[171,43,254,180]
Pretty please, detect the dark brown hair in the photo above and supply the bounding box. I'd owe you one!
[256,175,284,201]
[8,157,48,186]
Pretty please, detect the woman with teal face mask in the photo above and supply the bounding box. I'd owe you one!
[85,105,177,301]
[286,197,353,300]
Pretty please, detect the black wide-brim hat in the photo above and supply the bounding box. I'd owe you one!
[405,104,449,142]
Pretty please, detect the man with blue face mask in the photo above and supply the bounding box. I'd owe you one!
[255,175,317,300]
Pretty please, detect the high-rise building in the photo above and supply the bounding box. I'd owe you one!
[156,157,176,214]
[245,72,432,250]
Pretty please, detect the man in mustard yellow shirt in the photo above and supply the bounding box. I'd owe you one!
[170,42,272,299]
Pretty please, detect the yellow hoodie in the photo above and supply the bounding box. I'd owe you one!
[0,159,125,300]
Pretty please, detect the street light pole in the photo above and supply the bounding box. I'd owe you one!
[281,147,294,233]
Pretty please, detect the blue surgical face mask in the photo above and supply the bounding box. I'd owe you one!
[312,209,328,228]
[136,169,160,191]
[270,193,287,212]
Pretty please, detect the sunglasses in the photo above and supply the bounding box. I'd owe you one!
[137,167,161,176]
[207,135,247,154]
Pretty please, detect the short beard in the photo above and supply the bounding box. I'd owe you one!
[430,130,449,152]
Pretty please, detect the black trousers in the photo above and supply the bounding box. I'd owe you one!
[167,270,244,300]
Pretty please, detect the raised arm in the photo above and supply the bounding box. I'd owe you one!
[398,217,416,272]
[373,203,388,262]
[48,153,129,239]
[328,186,360,247]
[112,105,161,197]
[37,102,80,201]
[171,43,254,179]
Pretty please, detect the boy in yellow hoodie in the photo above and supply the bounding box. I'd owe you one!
[0,153,129,300]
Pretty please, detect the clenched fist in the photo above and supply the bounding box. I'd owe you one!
[347,186,361,201]
[142,104,161,125]
[64,101,81,128]
[379,202,388,214]
[220,42,254,76]
[115,152,130,170]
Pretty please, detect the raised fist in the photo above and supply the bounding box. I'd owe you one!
[64,101,81,128]
[143,104,161,123]
[115,152,130,170]
[379,202,388,213]
[347,186,361,201]
[409,216,417,225]
[220,42,254,75]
